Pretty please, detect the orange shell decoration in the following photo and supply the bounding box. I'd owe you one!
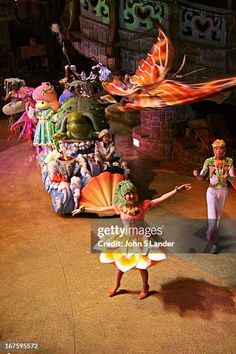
[79,172,124,216]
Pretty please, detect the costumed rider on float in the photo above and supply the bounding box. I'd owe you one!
[95,129,130,178]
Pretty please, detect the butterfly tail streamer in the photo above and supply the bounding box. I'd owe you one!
[124,76,236,110]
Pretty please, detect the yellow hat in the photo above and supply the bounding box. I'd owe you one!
[212,139,226,148]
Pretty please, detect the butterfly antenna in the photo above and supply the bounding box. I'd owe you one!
[177,67,206,79]
[172,54,187,77]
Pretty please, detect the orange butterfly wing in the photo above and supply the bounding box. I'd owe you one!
[130,28,173,87]
[102,26,236,110]
[102,28,173,96]
[102,77,139,96]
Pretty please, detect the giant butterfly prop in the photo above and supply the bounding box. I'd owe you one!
[102,28,236,110]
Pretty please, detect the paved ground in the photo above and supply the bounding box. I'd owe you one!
[0,118,235,354]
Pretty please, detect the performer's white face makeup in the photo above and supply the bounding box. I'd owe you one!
[213,146,225,159]
[125,190,138,204]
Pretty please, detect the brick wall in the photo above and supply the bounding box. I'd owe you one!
[132,105,192,158]
[75,16,109,65]
[132,108,177,158]
[69,1,236,76]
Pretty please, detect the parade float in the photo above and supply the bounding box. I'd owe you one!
[2,75,129,215]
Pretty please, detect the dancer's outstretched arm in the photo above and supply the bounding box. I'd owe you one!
[72,205,115,216]
[150,184,191,208]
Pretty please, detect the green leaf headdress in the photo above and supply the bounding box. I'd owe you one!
[113,180,136,206]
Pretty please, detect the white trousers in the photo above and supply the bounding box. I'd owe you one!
[206,188,228,244]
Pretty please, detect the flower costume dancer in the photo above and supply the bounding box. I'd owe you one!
[73,180,191,299]
[193,139,235,254]
[32,82,59,154]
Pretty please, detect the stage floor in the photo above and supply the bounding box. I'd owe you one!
[0,117,235,354]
